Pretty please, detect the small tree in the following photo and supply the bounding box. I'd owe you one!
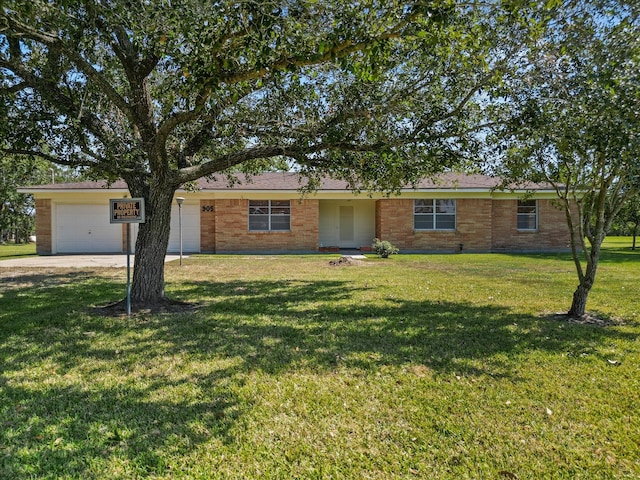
[491,1,640,317]
[615,195,640,250]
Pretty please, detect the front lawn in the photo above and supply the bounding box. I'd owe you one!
[0,242,36,259]
[0,240,638,479]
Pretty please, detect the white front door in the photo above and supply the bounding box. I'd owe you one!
[319,200,375,249]
[339,206,355,248]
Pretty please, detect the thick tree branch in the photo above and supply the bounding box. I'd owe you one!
[175,134,396,187]
[175,145,291,184]
[1,148,87,167]
[156,86,216,156]
[165,84,257,167]
[2,58,115,149]
[2,15,135,126]
[215,39,364,86]
[139,53,160,78]
[0,82,28,94]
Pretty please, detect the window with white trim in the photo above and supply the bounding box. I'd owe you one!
[248,200,291,231]
[414,199,456,230]
[517,199,537,230]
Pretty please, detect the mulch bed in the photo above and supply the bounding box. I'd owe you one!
[545,312,626,327]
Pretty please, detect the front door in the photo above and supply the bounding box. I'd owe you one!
[339,205,355,248]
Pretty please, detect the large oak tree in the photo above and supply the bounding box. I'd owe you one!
[1,1,528,309]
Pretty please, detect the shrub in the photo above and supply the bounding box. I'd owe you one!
[372,238,399,258]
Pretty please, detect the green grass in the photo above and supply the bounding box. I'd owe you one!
[0,242,36,259]
[0,238,638,479]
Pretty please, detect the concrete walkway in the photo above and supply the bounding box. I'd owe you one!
[0,254,186,268]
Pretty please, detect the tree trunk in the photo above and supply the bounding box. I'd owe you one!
[568,283,590,318]
[130,185,175,309]
[568,248,599,318]
[632,223,638,251]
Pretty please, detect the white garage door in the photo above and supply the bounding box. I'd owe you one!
[56,205,123,253]
[168,203,200,253]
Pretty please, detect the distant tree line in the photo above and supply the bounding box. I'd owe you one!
[0,156,85,244]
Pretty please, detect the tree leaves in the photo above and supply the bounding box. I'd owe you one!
[1,0,526,192]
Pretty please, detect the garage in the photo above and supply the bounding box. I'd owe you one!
[168,203,200,253]
[55,203,200,254]
[56,204,123,253]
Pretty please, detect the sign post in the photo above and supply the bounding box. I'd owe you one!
[110,198,145,315]
[176,197,184,266]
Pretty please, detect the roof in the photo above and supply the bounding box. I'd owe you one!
[20,172,553,193]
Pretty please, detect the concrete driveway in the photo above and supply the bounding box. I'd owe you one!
[0,254,186,268]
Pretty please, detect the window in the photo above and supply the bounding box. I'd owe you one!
[517,199,537,230]
[414,199,456,230]
[249,200,291,231]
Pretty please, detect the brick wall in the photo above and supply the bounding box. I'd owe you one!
[491,199,575,252]
[35,199,52,254]
[376,198,574,253]
[200,200,216,252]
[376,198,493,252]
[213,198,319,252]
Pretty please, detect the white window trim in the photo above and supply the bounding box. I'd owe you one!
[517,199,538,231]
[248,200,291,232]
[414,199,457,231]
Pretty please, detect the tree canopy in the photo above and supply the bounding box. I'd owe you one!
[0,0,525,191]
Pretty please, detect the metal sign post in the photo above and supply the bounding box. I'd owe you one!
[176,197,184,266]
[126,223,133,315]
[110,198,145,316]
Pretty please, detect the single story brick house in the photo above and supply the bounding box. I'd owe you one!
[20,172,574,255]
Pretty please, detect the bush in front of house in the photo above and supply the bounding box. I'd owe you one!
[372,238,399,258]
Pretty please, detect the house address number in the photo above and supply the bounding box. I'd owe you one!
[202,205,214,212]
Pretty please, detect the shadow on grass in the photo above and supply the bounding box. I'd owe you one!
[0,271,123,334]
[157,279,635,376]
[0,375,238,477]
[1,275,635,477]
